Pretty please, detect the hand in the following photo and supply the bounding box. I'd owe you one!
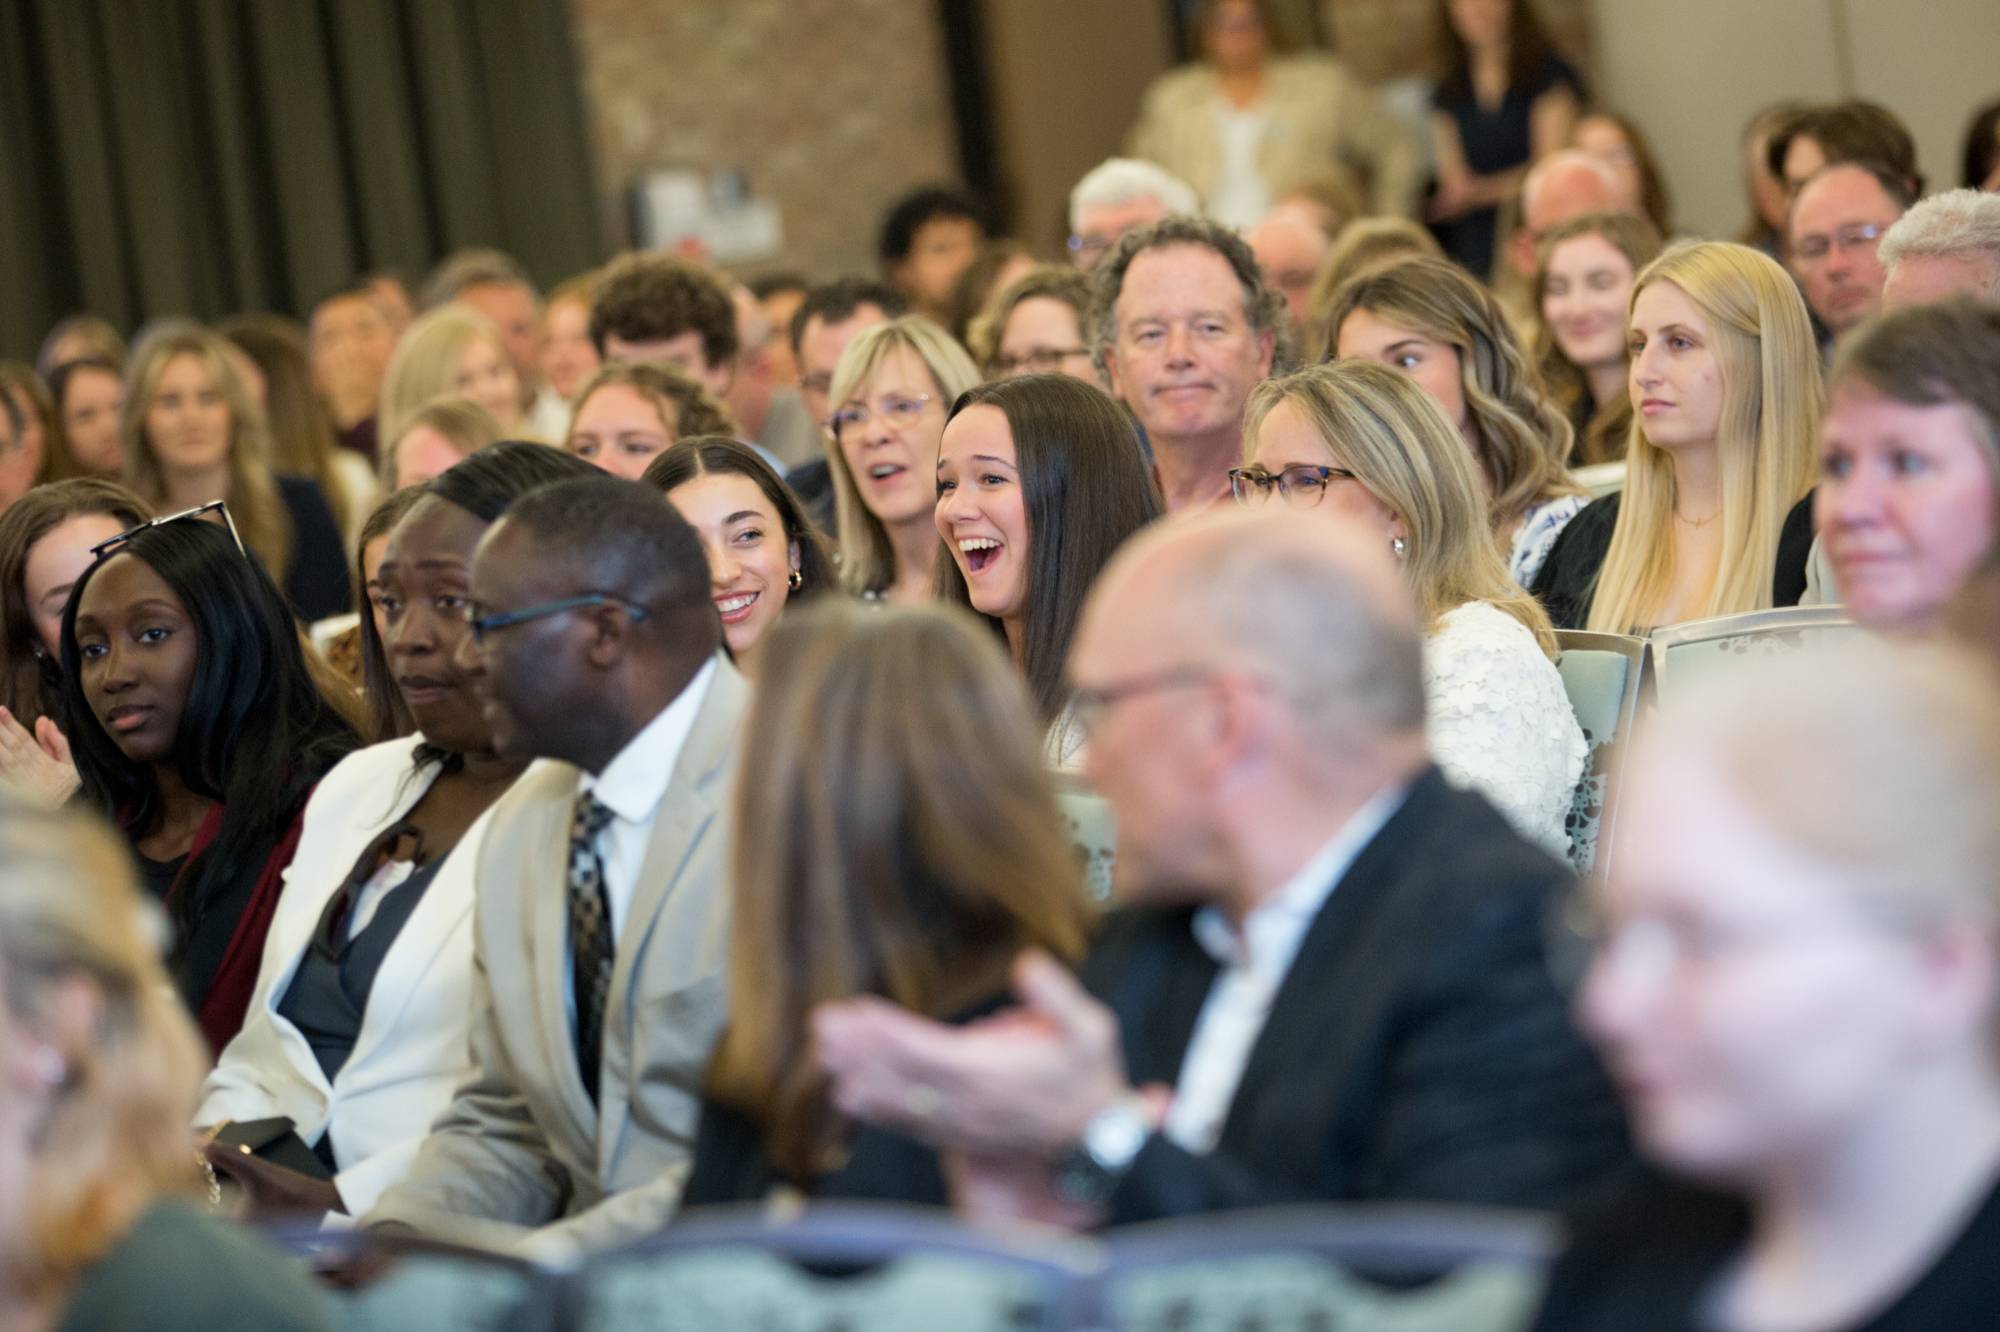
[0,708,80,807]
[813,949,1131,1157]
[204,1140,345,1217]
[943,1151,1104,1231]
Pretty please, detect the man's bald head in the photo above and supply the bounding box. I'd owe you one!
[1248,211,1334,340]
[1515,151,1637,278]
[1079,507,1426,755]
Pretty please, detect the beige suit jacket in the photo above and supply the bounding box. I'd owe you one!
[363,659,747,1256]
[1127,56,1424,218]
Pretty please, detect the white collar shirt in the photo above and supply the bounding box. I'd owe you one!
[1162,782,1408,1154]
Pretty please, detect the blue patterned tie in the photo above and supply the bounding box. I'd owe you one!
[567,793,617,1103]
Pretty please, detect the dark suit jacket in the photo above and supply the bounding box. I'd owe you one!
[276,475,352,622]
[1083,766,1634,1225]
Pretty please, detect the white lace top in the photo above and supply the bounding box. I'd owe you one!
[1424,601,1587,854]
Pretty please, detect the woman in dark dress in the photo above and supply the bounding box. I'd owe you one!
[60,512,358,1054]
[1537,644,2000,1331]
[682,601,1092,1208]
[1428,0,1582,278]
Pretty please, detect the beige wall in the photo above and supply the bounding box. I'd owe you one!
[1594,0,2000,239]
[568,0,961,279]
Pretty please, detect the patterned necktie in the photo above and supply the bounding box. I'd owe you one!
[567,792,617,1103]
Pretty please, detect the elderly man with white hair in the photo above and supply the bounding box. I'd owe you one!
[1880,188,2000,309]
[1506,149,1637,281]
[1067,158,1203,271]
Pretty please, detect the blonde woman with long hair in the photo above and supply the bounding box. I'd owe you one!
[823,316,980,603]
[120,323,351,621]
[1325,256,1585,588]
[1532,242,1821,634]
[377,305,523,446]
[0,800,331,1329]
[1237,360,1584,851]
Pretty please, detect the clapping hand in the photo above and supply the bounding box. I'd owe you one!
[0,707,79,807]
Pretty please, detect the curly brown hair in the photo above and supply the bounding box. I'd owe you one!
[587,252,739,371]
[565,361,736,446]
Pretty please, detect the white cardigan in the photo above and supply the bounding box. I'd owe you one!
[197,735,511,1217]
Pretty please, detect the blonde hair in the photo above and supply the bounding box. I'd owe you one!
[825,316,980,595]
[377,305,512,447]
[380,395,504,488]
[1305,217,1443,350]
[1246,361,1557,655]
[1585,242,1821,634]
[0,801,206,1297]
[118,323,296,586]
[707,601,1091,1181]
[1322,257,1579,532]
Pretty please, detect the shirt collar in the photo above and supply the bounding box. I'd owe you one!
[1191,780,1411,972]
[579,656,719,826]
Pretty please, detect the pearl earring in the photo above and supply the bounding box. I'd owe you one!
[1391,536,1407,557]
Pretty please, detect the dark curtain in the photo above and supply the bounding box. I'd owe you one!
[0,0,602,361]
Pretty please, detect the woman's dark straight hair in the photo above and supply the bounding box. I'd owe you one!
[641,435,839,600]
[1435,0,1560,102]
[354,485,429,745]
[937,374,1161,723]
[59,520,359,952]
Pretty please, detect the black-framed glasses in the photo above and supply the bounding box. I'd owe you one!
[989,347,1092,377]
[1792,221,1889,263]
[90,499,246,559]
[1068,668,1215,737]
[464,593,650,644]
[1228,464,1359,508]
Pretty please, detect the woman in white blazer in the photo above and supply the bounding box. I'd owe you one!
[197,443,601,1218]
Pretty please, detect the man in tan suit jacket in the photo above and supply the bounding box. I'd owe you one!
[364,475,746,1257]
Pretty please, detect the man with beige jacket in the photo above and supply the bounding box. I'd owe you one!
[364,475,746,1258]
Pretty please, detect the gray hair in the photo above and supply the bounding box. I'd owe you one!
[1879,189,2000,297]
[1086,215,1291,378]
[1068,158,1201,233]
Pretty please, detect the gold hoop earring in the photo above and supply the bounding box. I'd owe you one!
[788,568,803,591]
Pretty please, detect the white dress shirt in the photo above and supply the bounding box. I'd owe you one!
[577,657,718,936]
[1162,784,1407,1154]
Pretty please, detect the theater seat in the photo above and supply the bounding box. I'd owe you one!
[1553,630,1649,876]
[1649,607,1859,706]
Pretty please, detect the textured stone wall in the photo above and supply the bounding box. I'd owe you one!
[567,0,962,280]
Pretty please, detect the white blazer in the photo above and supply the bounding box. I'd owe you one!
[197,734,511,1217]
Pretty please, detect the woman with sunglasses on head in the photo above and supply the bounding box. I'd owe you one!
[825,317,982,604]
[60,509,359,1056]
[1237,360,1583,852]
[643,437,837,682]
[935,374,1161,769]
[121,323,351,623]
[197,443,597,1219]
[0,480,152,806]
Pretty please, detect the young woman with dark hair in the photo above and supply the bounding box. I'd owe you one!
[59,514,359,1054]
[934,373,1161,768]
[643,436,836,680]
[196,441,598,1219]
[343,486,430,741]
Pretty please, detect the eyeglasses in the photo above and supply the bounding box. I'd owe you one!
[1227,464,1359,508]
[1068,668,1216,737]
[988,347,1092,377]
[90,500,247,560]
[464,593,651,644]
[1067,234,1113,266]
[1792,221,1889,263]
[825,393,934,442]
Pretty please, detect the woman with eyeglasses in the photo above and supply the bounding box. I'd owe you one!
[121,324,352,623]
[0,480,152,806]
[825,316,982,604]
[1237,360,1583,851]
[969,267,1103,387]
[685,600,1092,1210]
[195,443,596,1220]
[1534,644,2000,1331]
[562,361,735,483]
[59,511,360,1057]
[936,374,1160,769]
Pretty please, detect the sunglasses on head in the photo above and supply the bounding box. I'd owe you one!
[89,500,247,561]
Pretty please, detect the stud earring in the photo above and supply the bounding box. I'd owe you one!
[787,568,803,591]
[1391,535,1407,558]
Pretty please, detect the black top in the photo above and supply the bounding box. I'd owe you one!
[1080,766,1634,1226]
[1531,490,1818,631]
[1432,53,1583,276]
[276,474,352,623]
[783,457,838,542]
[138,849,236,1016]
[136,852,188,903]
[57,1201,333,1332]
[680,993,1007,1212]
[1533,1170,2000,1331]
[277,854,445,1087]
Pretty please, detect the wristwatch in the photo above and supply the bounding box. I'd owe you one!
[1053,1093,1154,1206]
